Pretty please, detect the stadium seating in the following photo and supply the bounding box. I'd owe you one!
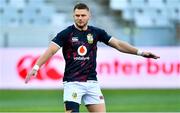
[0,0,55,26]
[109,0,179,46]
[0,0,179,47]
[0,33,4,47]
[0,0,64,47]
[4,26,53,47]
[110,0,129,10]
[110,0,180,27]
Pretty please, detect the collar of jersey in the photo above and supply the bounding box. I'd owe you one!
[73,24,88,32]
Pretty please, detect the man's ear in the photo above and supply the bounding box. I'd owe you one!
[89,11,91,18]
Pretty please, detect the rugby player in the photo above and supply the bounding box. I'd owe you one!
[25,3,160,113]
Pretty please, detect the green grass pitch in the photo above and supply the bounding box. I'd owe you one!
[0,89,180,112]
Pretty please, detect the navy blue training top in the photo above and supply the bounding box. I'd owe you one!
[52,25,112,82]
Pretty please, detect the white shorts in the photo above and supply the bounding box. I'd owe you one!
[63,80,105,105]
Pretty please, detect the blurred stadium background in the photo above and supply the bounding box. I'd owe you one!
[0,0,180,112]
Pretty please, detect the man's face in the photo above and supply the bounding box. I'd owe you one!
[73,9,90,28]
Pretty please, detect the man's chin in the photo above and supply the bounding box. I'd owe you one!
[77,25,85,28]
[76,23,87,28]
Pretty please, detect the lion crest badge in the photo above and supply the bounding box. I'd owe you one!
[87,33,93,44]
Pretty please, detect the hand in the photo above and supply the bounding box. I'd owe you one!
[142,52,160,59]
[25,69,38,84]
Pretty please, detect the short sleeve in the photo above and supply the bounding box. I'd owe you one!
[51,31,66,47]
[98,29,112,45]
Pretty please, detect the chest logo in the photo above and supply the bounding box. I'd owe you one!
[77,45,87,56]
[87,34,93,44]
[72,37,79,42]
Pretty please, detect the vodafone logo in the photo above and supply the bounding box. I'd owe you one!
[16,55,64,81]
[77,45,87,56]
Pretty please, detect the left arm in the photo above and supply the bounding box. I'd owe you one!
[108,37,160,59]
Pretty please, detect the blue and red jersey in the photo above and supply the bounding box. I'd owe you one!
[52,25,112,82]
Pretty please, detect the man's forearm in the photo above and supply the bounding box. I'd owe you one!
[35,48,55,68]
[109,38,138,55]
[116,40,138,55]
[109,38,159,59]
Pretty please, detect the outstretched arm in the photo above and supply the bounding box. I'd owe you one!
[25,43,60,83]
[108,37,160,59]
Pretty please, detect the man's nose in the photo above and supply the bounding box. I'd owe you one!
[78,16,82,19]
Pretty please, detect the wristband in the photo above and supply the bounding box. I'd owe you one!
[33,65,39,71]
[137,50,143,56]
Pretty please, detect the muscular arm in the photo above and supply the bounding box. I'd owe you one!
[25,43,60,83]
[108,37,138,55]
[35,43,60,67]
[108,37,160,59]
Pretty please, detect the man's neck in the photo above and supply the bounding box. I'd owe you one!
[74,24,88,31]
